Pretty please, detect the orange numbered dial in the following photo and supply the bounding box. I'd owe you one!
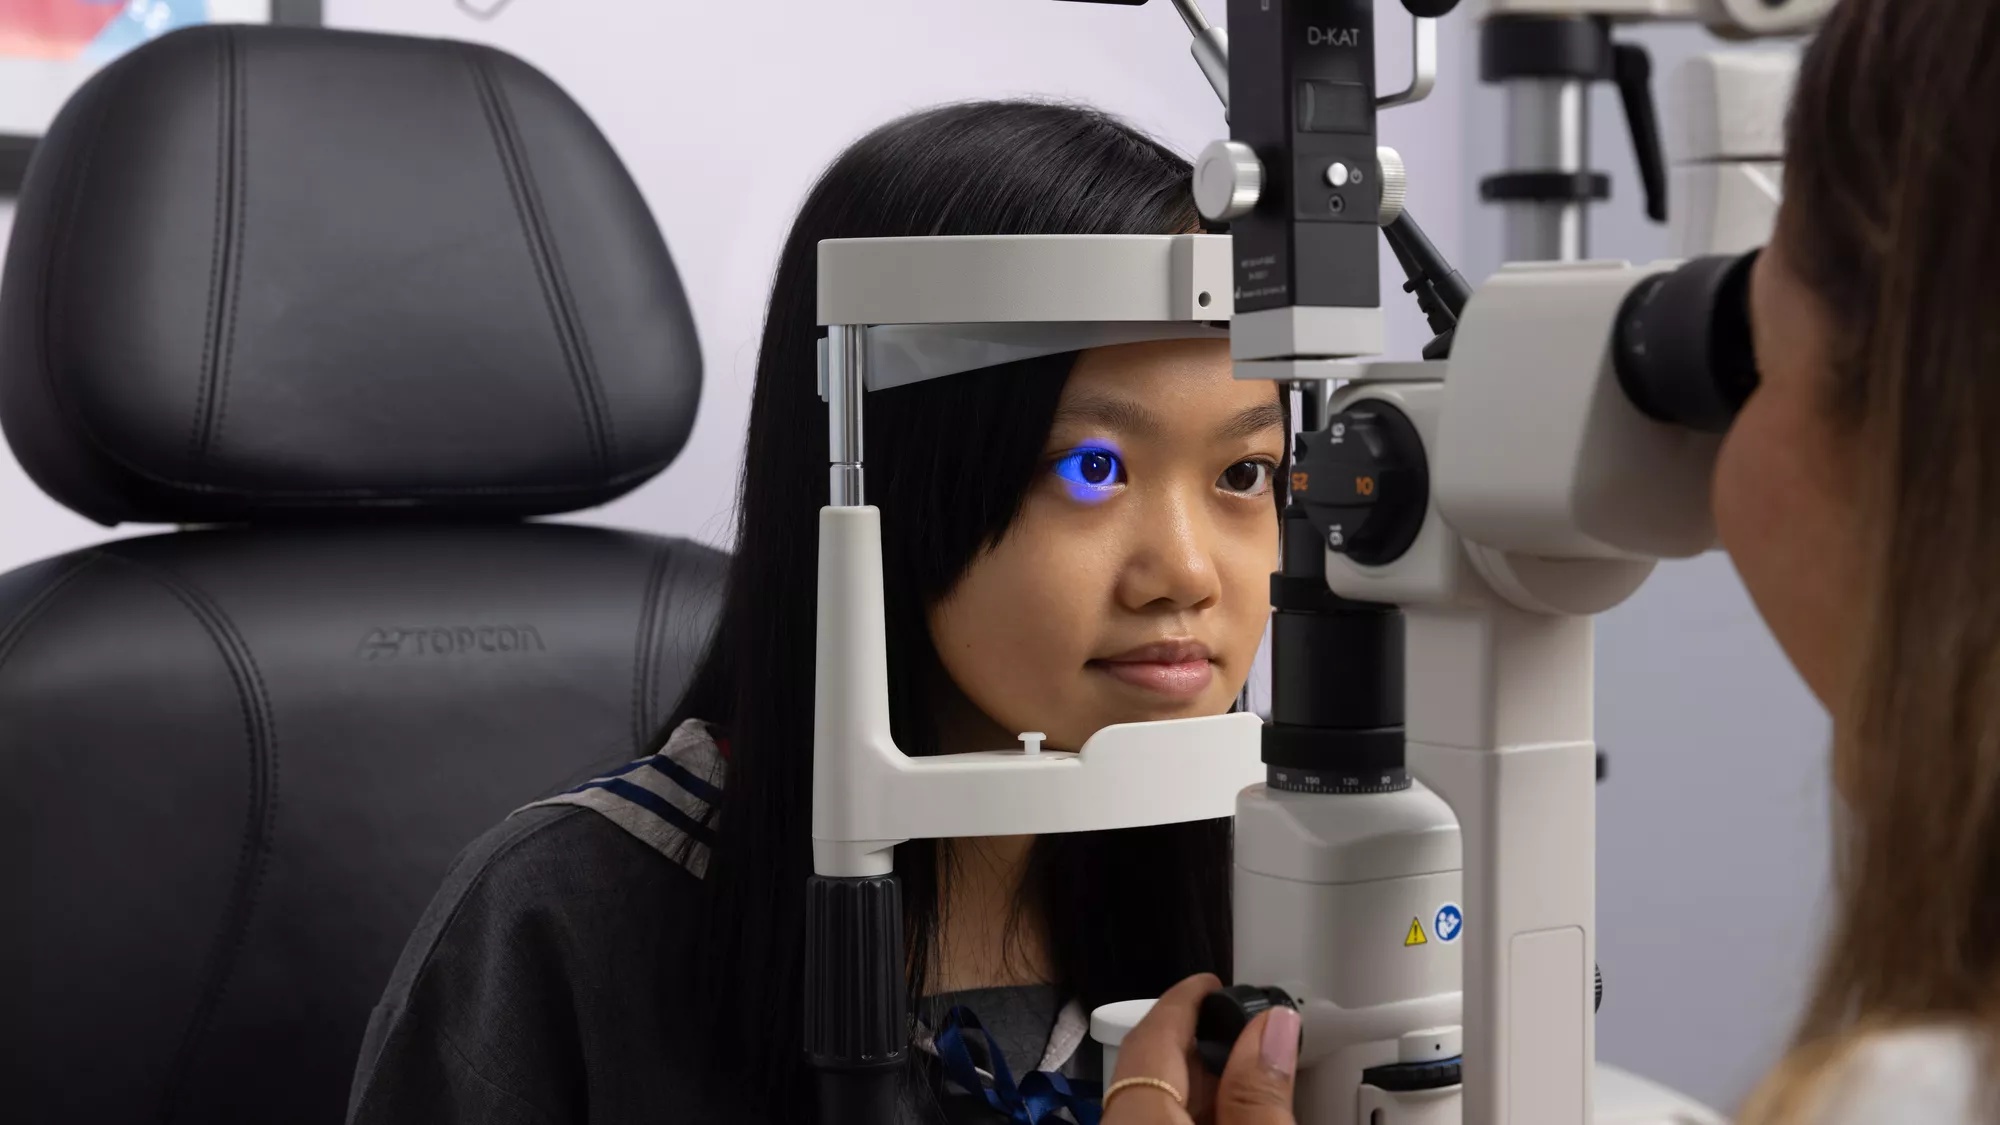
[1291,405,1429,567]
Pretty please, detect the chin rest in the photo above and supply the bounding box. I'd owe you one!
[0,24,725,1124]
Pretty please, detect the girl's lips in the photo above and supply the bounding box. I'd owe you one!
[1090,658,1216,699]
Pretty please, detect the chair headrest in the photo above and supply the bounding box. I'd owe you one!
[0,25,702,526]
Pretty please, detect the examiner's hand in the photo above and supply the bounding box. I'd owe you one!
[1100,973,1300,1125]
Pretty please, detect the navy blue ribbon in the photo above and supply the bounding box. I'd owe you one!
[934,1005,1102,1125]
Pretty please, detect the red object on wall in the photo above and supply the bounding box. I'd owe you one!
[0,1,129,61]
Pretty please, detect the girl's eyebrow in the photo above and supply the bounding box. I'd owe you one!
[1051,396,1286,443]
[1051,393,1160,439]
[1215,401,1287,442]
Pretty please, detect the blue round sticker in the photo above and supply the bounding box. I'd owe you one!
[1434,904,1463,944]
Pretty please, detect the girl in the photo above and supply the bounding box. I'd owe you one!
[347,100,1288,1124]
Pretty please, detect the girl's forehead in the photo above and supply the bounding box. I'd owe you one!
[1054,343,1280,436]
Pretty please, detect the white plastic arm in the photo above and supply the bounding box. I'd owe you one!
[1406,603,1598,1125]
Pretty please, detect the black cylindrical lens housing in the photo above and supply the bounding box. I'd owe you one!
[1263,500,1408,793]
[1269,505,1402,731]
[1271,604,1402,729]
[1614,250,1761,433]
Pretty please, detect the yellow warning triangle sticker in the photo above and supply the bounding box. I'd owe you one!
[1405,918,1428,947]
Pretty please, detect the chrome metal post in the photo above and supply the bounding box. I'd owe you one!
[1503,79,1591,261]
[827,325,866,506]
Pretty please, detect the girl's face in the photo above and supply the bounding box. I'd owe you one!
[928,338,1285,752]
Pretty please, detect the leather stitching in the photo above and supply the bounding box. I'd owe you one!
[649,550,676,745]
[209,31,250,466]
[95,553,281,1125]
[653,548,724,742]
[190,31,226,470]
[36,50,126,506]
[190,29,242,473]
[0,553,100,673]
[490,76,619,473]
[460,44,612,478]
[630,543,671,754]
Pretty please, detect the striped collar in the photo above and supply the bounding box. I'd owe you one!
[516,718,725,877]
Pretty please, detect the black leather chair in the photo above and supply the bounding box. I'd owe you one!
[0,25,727,1124]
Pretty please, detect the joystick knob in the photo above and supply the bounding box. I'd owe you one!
[1195,985,1298,1076]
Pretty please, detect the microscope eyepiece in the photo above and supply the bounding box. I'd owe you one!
[1613,250,1762,434]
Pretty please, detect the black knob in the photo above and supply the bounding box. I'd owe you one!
[803,876,907,1067]
[1195,985,1297,1076]
[1291,404,1429,567]
[1614,251,1761,434]
[1611,43,1668,225]
[1362,1056,1464,1092]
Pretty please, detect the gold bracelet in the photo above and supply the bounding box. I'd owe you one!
[1103,1075,1187,1111]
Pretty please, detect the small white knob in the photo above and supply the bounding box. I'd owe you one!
[1194,140,1263,223]
[1019,732,1045,755]
[1326,162,1351,188]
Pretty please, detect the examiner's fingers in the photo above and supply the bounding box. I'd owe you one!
[1211,1006,1301,1125]
[1101,973,1220,1125]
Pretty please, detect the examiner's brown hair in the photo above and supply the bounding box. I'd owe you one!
[1740,0,2000,1119]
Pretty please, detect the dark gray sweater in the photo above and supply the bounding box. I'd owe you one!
[345,724,1099,1124]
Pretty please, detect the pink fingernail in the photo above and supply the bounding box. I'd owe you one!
[1261,1006,1301,1077]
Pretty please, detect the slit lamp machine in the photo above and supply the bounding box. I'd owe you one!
[802,1,1831,1122]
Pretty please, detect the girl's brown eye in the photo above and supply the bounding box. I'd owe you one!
[1220,461,1273,496]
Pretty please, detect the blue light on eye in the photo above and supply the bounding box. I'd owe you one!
[1053,448,1123,500]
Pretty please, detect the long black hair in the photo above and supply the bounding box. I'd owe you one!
[667,100,1238,1114]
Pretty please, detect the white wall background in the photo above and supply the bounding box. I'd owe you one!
[0,2,1832,1114]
